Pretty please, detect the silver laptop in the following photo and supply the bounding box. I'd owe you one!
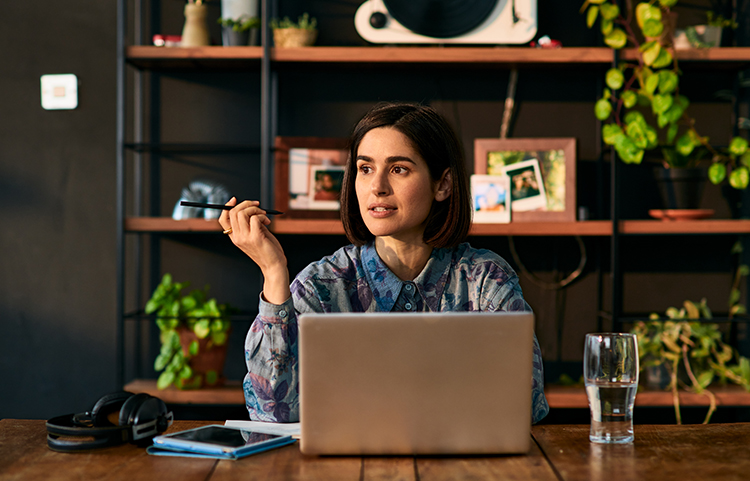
[298,311,534,455]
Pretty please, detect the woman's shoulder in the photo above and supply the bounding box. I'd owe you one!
[448,243,517,278]
[294,243,363,283]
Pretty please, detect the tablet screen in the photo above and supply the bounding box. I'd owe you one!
[168,426,282,448]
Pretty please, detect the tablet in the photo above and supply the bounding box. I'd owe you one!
[150,425,295,459]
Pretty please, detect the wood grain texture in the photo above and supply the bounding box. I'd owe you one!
[546,385,750,408]
[416,438,557,481]
[533,423,750,481]
[0,420,216,481]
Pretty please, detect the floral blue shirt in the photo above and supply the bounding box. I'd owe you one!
[244,241,549,424]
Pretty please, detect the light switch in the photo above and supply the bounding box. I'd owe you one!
[40,74,78,110]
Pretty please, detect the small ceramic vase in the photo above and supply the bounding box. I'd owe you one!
[182,2,210,47]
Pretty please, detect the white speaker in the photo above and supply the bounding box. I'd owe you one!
[354,0,537,45]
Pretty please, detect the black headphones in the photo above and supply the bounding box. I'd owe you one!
[46,391,174,452]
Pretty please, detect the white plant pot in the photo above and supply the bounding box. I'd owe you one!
[221,0,258,20]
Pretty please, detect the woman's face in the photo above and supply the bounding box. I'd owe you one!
[355,127,449,243]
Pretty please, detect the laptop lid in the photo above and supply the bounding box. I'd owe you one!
[299,311,534,455]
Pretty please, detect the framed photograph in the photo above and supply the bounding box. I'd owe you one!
[474,138,576,222]
[471,174,511,224]
[274,137,349,219]
[502,159,547,212]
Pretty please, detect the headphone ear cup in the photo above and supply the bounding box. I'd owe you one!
[90,391,134,427]
[118,393,151,427]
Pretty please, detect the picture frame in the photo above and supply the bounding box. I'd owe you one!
[471,174,511,224]
[274,137,349,219]
[474,138,576,222]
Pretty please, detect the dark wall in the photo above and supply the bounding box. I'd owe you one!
[0,1,118,418]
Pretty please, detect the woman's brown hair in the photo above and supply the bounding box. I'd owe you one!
[340,102,472,248]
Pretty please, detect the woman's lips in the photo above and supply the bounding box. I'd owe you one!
[368,204,397,218]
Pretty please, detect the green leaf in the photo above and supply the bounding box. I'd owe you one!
[730,167,750,189]
[731,304,748,315]
[205,370,219,385]
[605,68,625,90]
[697,371,714,389]
[651,48,673,69]
[602,124,623,145]
[635,3,656,29]
[729,137,749,156]
[675,133,696,156]
[194,319,211,339]
[600,3,619,20]
[179,365,193,380]
[740,265,750,276]
[189,339,199,356]
[659,0,678,7]
[154,353,171,371]
[667,123,679,144]
[595,98,612,120]
[626,121,649,149]
[732,241,743,255]
[604,28,627,48]
[644,71,660,94]
[740,151,750,167]
[157,370,175,390]
[601,18,614,36]
[708,163,727,184]
[587,5,599,27]
[622,90,638,108]
[642,18,664,38]
[741,357,750,383]
[658,70,679,94]
[652,94,673,114]
[614,134,644,164]
[641,41,661,67]
[212,331,228,346]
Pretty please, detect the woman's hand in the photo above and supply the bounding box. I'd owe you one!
[219,198,291,304]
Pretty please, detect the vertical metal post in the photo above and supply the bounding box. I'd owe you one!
[610,49,622,332]
[260,0,272,208]
[115,0,127,389]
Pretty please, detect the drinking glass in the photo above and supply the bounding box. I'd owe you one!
[583,333,639,444]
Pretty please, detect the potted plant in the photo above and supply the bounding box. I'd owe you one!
[145,273,234,390]
[631,242,750,423]
[580,1,750,197]
[270,12,318,48]
[218,15,261,46]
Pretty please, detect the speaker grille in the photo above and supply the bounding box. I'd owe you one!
[382,0,498,38]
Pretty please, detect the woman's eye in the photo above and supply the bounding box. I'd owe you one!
[358,165,372,174]
[392,165,408,174]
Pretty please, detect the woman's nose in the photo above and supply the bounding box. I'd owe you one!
[371,171,390,196]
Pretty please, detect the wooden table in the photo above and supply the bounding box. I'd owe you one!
[3,419,750,480]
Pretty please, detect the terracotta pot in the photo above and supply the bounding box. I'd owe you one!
[176,325,230,388]
[273,28,317,47]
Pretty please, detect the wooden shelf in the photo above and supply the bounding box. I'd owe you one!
[125,379,245,405]
[546,384,750,408]
[125,380,750,408]
[126,46,750,69]
[125,217,750,236]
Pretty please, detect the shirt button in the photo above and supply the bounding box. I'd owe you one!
[279,310,288,318]
[405,284,413,291]
[405,303,413,310]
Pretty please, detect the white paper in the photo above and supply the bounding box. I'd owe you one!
[224,420,301,438]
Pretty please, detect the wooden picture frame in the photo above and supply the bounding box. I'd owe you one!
[274,137,349,219]
[474,138,577,222]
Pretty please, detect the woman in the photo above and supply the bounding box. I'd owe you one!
[219,102,549,424]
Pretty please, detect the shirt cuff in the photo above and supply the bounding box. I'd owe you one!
[258,291,295,324]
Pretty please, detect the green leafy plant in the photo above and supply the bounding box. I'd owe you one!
[270,12,317,30]
[217,16,260,32]
[145,273,233,390]
[705,11,738,29]
[581,1,750,188]
[631,243,750,424]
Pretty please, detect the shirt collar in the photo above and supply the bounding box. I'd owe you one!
[361,241,452,312]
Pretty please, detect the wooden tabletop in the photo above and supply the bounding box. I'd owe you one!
[3,419,749,480]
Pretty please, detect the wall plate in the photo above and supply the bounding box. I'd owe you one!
[41,74,78,110]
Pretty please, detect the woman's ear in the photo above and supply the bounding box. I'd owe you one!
[434,169,452,202]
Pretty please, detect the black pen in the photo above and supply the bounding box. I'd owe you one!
[180,201,284,215]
